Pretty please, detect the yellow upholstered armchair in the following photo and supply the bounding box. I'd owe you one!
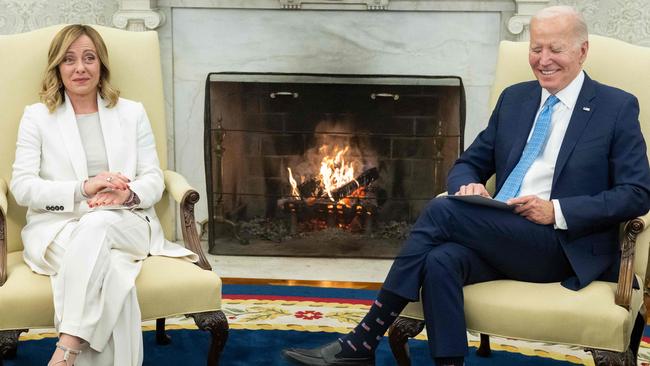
[0,25,228,365]
[388,35,650,366]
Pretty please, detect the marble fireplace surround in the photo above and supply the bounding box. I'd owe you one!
[114,0,551,236]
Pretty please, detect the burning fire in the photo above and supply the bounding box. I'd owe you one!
[287,145,363,204]
[283,142,378,233]
[287,167,300,198]
[318,146,358,201]
[338,187,367,207]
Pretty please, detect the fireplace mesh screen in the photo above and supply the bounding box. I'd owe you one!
[204,73,464,258]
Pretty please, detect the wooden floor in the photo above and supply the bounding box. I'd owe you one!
[221,277,382,290]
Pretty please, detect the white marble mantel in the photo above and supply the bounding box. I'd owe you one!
[157,0,514,11]
[116,0,552,30]
[113,0,551,237]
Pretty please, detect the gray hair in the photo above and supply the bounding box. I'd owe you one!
[532,5,588,46]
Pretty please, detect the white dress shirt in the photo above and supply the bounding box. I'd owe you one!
[518,70,585,230]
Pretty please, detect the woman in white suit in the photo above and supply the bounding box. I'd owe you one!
[10,25,197,366]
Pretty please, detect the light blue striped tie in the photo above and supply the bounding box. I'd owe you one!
[495,95,560,202]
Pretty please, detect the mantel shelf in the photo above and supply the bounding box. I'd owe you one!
[156,0,515,12]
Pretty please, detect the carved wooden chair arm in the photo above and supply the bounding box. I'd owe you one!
[0,178,8,286]
[615,211,650,309]
[163,170,211,271]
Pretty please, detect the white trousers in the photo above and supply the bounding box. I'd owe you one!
[44,210,151,366]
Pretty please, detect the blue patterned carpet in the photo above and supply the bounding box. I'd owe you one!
[5,328,576,365]
[4,284,584,365]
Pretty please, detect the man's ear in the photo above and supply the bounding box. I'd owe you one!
[579,41,589,64]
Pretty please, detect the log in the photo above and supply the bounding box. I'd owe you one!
[294,167,379,200]
[331,167,378,201]
[297,178,321,198]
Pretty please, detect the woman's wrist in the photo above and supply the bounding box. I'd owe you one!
[81,179,91,198]
[122,190,140,207]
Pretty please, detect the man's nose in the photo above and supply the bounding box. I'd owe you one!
[538,50,553,66]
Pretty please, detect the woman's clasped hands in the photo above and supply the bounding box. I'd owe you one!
[83,171,132,208]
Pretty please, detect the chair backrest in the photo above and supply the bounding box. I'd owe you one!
[489,35,650,280]
[0,25,173,253]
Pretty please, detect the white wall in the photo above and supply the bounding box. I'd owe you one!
[0,0,118,33]
[3,0,648,46]
[552,0,650,47]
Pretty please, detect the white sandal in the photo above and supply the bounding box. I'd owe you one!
[48,342,82,365]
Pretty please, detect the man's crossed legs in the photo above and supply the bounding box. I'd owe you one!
[284,197,573,365]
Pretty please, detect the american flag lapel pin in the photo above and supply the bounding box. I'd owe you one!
[582,107,591,111]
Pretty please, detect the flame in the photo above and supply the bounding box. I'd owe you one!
[285,141,377,232]
[319,146,357,201]
[287,167,300,198]
[288,144,366,206]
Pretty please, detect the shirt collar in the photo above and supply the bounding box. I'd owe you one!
[540,70,585,110]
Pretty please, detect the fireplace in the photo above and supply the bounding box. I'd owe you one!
[204,73,464,258]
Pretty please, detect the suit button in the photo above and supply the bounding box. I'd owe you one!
[145,216,150,222]
[46,206,51,210]
[60,206,64,210]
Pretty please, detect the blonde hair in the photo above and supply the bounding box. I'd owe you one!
[40,24,120,113]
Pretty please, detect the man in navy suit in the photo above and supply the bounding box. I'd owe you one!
[284,6,650,366]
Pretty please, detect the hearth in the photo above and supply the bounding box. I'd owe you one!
[204,73,464,258]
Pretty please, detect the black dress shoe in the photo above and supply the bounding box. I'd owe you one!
[283,341,375,365]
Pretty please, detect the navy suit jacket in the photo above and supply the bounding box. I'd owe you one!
[447,74,650,290]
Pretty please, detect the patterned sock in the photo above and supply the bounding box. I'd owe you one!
[435,357,464,366]
[336,289,408,358]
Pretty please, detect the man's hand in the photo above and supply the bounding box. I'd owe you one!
[508,195,555,225]
[455,183,491,197]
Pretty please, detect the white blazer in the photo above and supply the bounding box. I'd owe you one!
[11,94,198,275]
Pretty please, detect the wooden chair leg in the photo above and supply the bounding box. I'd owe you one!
[156,318,172,345]
[0,329,26,360]
[589,349,635,366]
[476,333,491,357]
[388,317,425,366]
[190,310,229,366]
[629,311,645,359]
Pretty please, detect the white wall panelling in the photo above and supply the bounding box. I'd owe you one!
[0,0,118,34]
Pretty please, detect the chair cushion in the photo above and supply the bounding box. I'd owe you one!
[400,279,643,352]
[0,252,53,329]
[0,251,222,330]
[137,255,222,320]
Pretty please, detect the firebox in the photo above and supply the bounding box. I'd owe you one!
[204,73,464,258]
